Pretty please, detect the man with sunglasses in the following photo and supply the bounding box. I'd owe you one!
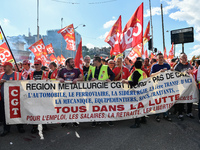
[21,60,34,80]
[27,59,48,133]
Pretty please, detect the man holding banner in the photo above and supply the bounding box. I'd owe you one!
[83,55,93,81]
[0,62,25,136]
[57,57,84,127]
[174,53,194,120]
[21,60,34,80]
[91,56,115,127]
[150,53,172,122]
[122,60,147,128]
[27,59,48,133]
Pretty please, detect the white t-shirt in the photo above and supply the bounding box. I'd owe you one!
[22,67,35,80]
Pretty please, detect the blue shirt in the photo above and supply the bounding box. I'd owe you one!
[1,72,23,100]
[150,63,171,74]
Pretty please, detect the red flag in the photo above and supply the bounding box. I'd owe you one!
[151,52,156,59]
[105,15,122,56]
[50,54,58,64]
[141,45,145,59]
[0,42,14,63]
[29,39,46,59]
[164,47,168,59]
[60,54,65,65]
[46,43,55,54]
[143,21,150,45]
[57,24,76,51]
[127,44,142,63]
[120,3,143,53]
[57,56,61,64]
[168,43,174,59]
[74,39,83,75]
[145,49,148,58]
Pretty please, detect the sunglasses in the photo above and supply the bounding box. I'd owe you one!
[34,64,40,66]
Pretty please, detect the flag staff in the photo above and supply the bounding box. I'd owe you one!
[161,4,166,52]
[0,25,20,71]
[149,0,154,51]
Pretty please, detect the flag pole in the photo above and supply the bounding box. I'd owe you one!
[0,25,20,71]
[161,4,165,53]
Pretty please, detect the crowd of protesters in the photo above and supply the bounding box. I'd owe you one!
[0,52,200,137]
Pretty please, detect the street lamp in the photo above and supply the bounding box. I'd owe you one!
[74,24,86,29]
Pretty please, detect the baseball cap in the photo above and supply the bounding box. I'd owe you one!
[34,59,42,65]
[22,60,30,65]
[3,62,13,67]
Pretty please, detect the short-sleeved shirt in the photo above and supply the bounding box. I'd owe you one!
[27,71,43,80]
[150,63,171,74]
[174,62,193,72]
[21,67,35,80]
[58,68,81,81]
[113,66,130,80]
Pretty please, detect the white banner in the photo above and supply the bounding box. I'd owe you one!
[4,70,199,124]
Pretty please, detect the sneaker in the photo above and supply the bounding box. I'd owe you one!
[186,113,195,119]
[91,122,97,127]
[130,123,140,128]
[72,122,79,127]
[155,116,160,122]
[178,115,184,121]
[0,130,10,137]
[107,121,114,126]
[18,128,25,133]
[31,126,38,134]
[164,116,172,121]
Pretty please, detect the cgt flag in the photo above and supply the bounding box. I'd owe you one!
[127,44,142,63]
[168,43,174,59]
[57,56,61,64]
[46,43,55,54]
[105,15,122,56]
[143,21,150,45]
[145,48,148,58]
[120,3,143,53]
[74,39,83,75]
[164,47,168,59]
[60,54,65,65]
[57,24,76,51]
[28,39,46,59]
[50,54,58,64]
[0,42,14,63]
[151,52,156,59]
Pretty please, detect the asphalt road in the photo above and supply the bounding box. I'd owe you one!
[1,104,200,150]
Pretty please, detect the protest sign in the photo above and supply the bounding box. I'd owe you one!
[4,71,198,124]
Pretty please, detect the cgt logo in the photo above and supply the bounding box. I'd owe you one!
[9,86,21,118]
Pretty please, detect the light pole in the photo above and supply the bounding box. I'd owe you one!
[149,0,154,51]
[37,0,39,41]
[74,24,86,29]
[161,4,165,52]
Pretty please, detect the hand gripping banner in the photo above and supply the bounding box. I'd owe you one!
[4,71,198,124]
